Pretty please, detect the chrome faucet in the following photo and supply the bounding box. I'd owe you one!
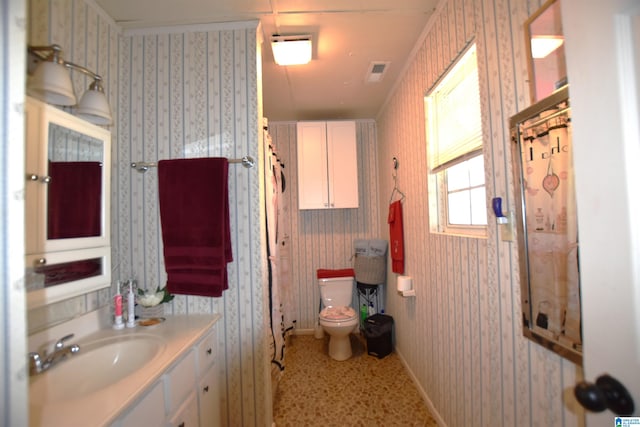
[28,333,81,375]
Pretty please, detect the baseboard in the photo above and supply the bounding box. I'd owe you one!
[292,328,315,335]
[394,348,448,427]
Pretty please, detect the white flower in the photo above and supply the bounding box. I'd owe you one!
[138,291,164,307]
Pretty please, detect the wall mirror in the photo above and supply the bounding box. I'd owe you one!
[25,96,111,308]
[510,87,582,364]
[524,0,567,103]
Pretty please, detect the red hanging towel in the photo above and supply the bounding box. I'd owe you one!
[388,200,404,274]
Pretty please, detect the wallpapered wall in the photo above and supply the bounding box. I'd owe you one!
[376,0,585,426]
[267,121,381,328]
[26,0,270,425]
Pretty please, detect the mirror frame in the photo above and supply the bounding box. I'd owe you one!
[510,86,582,365]
[524,0,568,103]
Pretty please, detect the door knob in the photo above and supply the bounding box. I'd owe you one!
[574,374,635,415]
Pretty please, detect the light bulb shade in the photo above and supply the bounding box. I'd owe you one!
[271,37,312,66]
[27,61,76,106]
[76,86,112,125]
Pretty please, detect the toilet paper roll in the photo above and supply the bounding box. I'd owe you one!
[397,275,412,292]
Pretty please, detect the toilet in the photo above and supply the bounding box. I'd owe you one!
[317,269,359,361]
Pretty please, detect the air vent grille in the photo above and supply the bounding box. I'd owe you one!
[371,63,386,74]
[365,61,391,83]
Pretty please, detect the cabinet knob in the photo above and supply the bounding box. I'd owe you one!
[35,258,47,266]
[178,423,185,427]
[203,385,209,393]
[206,348,212,355]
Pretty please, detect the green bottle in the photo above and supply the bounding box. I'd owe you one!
[360,304,368,322]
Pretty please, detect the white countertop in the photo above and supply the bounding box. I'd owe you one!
[28,312,221,427]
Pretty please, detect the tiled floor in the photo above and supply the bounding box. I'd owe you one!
[272,333,438,426]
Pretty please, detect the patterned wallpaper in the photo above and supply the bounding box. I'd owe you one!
[26,1,270,425]
[267,121,381,328]
[375,0,585,426]
[117,24,268,426]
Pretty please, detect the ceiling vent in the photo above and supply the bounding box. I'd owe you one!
[365,61,390,83]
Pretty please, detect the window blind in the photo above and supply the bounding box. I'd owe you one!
[427,45,482,172]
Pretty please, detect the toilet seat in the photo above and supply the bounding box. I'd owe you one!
[319,306,357,322]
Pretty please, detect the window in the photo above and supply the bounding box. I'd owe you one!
[426,43,486,236]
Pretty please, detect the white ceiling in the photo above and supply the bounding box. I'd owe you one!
[94,0,439,121]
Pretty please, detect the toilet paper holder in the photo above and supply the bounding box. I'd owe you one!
[397,276,416,297]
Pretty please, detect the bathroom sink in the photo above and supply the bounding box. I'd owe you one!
[30,334,165,404]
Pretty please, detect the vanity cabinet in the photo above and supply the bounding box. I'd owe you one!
[112,325,220,427]
[24,96,112,308]
[297,121,359,209]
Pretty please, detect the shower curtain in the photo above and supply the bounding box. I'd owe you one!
[264,123,295,397]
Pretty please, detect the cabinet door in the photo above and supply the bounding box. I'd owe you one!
[198,363,221,427]
[326,121,358,208]
[167,391,199,427]
[196,328,216,374]
[25,96,111,255]
[297,121,329,209]
[165,349,197,415]
[119,381,166,427]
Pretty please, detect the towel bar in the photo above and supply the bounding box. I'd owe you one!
[131,156,255,173]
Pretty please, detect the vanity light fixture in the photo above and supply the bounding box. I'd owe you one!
[27,44,113,125]
[271,34,312,66]
[530,36,564,59]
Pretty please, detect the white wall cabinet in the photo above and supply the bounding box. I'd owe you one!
[24,96,112,308]
[297,121,359,209]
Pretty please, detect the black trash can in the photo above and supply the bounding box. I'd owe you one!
[364,314,393,358]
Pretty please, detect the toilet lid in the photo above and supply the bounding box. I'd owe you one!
[320,306,356,321]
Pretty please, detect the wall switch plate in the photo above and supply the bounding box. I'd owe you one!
[500,211,516,242]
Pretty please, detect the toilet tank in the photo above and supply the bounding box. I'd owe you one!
[318,276,354,307]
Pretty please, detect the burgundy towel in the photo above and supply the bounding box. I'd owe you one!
[158,158,232,297]
[47,161,102,239]
[388,200,405,274]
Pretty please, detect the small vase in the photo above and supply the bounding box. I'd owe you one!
[138,304,165,318]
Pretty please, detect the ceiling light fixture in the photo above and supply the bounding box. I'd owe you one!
[530,36,564,59]
[271,34,312,66]
[27,44,113,125]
